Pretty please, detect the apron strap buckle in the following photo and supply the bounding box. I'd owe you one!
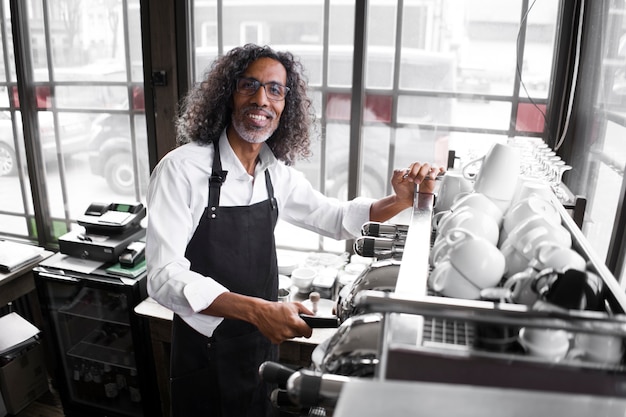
[208,170,228,219]
[209,170,228,185]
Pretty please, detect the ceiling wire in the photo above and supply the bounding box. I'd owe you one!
[516,0,585,151]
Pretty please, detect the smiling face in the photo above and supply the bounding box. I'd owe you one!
[230,57,287,144]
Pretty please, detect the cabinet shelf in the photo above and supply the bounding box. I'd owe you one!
[67,328,136,370]
[58,288,129,326]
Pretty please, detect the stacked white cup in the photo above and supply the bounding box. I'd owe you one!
[433,170,473,214]
[433,206,500,246]
[503,242,587,305]
[462,142,521,213]
[499,198,572,278]
[428,228,505,300]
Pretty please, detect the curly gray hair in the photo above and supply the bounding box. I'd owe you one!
[176,43,316,164]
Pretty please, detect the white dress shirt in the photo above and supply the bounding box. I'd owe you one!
[146,130,374,337]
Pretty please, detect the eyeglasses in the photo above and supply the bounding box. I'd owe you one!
[235,77,290,101]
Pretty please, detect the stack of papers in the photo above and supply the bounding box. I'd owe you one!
[39,252,104,274]
[0,240,44,273]
[0,313,40,357]
[106,259,147,278]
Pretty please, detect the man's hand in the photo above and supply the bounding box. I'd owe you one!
[253,301,314,344]
[202,292,314,344]
[370,162,445,222]
[392,162,445,204]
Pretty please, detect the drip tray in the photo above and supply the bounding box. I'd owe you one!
[422,316,474,349]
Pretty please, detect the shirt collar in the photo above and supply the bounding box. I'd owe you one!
[218,129,277,179]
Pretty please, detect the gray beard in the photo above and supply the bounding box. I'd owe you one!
[231,117,273,144]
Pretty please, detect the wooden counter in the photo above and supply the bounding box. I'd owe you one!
[0,250,54,328]
[135,296,336,417]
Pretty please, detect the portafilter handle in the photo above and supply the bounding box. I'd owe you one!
[287,368,350,408]
[270,389,305,414]
[259,361,298,389]
[361,222,408,240]
[354,236,404,258]
[299,314,340,328]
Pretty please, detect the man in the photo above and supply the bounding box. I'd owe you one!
[146,43,442,417]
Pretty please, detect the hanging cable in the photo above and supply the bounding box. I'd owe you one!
[555,0,585,151]
[516,0,585,150]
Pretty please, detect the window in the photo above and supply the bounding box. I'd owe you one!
[566,1,626,281]
[240,22,263,44]
[1,0,147,246]
[190,0,559,252]
[4,0,625,284]
[200,22,217,47]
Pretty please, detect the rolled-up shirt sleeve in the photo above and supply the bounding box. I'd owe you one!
[145,156,228,319]
[277,166,375,239]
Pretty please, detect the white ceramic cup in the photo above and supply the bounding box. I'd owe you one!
[434,206,500,246]
[277,287,291,302]
[573,330,624,365]
[511,177,554,206]
[430,228,474,268]
[449,192,504,226]
[434,171,473,214]
[428,259,482,299]
[499,213,572,250]
[502,196,561,238]
[462,143,521,202]
[503,269,541,305]
[519,327,570,360]
[500,222,572,278]
[528,242,587,273]
[291,267,318,293]
[429,236,505,298]
[503,243,587,305]
[446,235,506,289]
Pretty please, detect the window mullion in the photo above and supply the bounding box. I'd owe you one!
[10,0,54,247]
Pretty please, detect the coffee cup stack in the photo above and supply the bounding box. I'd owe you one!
[427,147,621,364]
[428,227,505,299]
[429,143,578,303]
[429,192,506,300]
[428,143,522,299]
[461,142,522,213]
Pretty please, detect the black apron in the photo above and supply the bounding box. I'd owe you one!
[170,139,279,417]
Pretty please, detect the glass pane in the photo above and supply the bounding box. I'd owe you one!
[366,2,396,89]
[192,0,218,81]
[0,109,34,236]
[456,0,522,96]
[448,131,509,168]
[583,162,621,262]
[55,85,129,110]
[328,0,355,87]
[397,95,453,125]
[1,0,147,244]
[452,99,512,130]
[128,0,143,83]
[519,0,558,99]
[398,50,456,92]
[29,0,50,81]
[569,2,626,278]
[575,118,625,263]
[394,126,450,176]
[39,111,92,160]
[0,0,36,243]
[221,2,324,47]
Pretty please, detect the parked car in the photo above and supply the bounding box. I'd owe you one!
[0,110,91,176]
[87,113,149,195]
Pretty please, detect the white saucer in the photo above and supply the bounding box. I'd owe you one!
[302,298,336,317]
